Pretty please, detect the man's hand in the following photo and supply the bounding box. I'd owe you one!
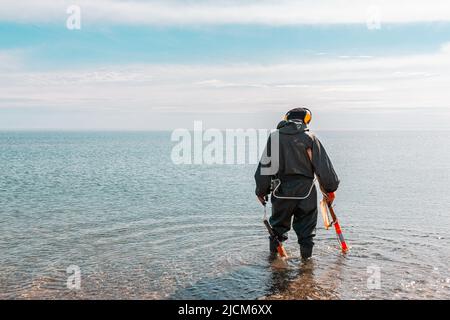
[257,195,268,206]
[325,192,336,205]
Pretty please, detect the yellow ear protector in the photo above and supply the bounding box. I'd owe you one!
[284,108,312,124]
[304,108,312,124]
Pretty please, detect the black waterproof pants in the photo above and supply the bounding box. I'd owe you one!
[269,185,318,249]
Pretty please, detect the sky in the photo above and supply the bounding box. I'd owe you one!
[1,0,450,130]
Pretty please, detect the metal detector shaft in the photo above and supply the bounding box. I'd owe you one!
[263,205,288,257]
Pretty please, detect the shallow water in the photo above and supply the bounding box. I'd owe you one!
[0,131,449,299]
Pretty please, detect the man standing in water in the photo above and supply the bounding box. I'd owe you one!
[254,108,340,259]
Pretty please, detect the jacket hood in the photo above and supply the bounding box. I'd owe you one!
[276,120,309,135]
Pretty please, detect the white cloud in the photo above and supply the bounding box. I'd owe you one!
[2,45,450,116]
[1,0,450,25]
[441,42,450,54]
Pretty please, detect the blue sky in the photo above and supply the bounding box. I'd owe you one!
[1,0,450,130]
[1,22,450,67]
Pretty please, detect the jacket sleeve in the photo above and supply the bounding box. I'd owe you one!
[254,135,273,197]
[310,134,340,193]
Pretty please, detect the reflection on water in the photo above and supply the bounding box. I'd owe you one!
[0,131,449,299]
[265,257,344,300]
[263,258,327,300]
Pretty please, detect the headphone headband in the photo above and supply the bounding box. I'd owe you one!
[285,107,312,124]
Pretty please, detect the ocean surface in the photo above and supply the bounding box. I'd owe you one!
[0,131,449,300]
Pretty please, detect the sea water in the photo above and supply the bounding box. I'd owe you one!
[0,131,449,299]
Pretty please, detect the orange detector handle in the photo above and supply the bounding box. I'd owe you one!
[327,192,336,202]
[328,204,349,253]
[333,220,349,253]
[277,244,288,257]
